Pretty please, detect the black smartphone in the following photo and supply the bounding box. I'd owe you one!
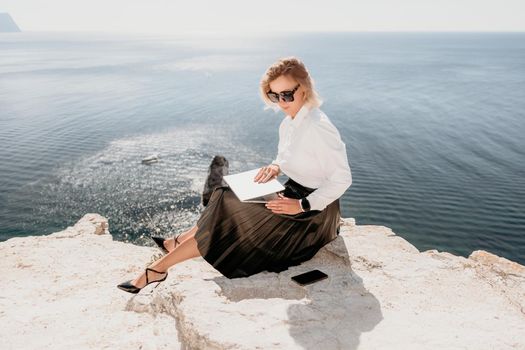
[291,269,328,286]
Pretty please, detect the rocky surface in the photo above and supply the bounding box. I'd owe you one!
[1,213,524,349]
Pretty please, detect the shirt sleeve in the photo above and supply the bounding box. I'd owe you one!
[305,118,352,211]
[271,120,286,176]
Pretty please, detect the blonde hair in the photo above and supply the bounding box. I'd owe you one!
[259,56,323,110]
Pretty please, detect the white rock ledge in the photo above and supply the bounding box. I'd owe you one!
[1,213,524,349]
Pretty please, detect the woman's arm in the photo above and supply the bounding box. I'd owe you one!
[304,117,352,211]
[255,119,285,183]
[270,119,286,176]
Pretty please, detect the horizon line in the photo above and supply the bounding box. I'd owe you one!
[4,29,525,36]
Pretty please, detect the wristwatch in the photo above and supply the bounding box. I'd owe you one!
[300,197,311,212]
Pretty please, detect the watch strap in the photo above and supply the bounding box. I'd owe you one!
[300,197,311,212]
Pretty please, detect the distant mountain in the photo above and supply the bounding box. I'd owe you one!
[0,13,21,32]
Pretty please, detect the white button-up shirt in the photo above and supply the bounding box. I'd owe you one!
[271,104,352,211]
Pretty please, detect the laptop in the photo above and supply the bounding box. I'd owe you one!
[223,167,285,203]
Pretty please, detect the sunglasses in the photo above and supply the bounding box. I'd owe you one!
[266,83,300,103]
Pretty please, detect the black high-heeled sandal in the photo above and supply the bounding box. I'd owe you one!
[151,234,182,254]
[117,267,168,294]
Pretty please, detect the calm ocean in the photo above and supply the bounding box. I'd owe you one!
[1,31,523,265]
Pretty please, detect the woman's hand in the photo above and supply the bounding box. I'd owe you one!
[254,164,280,183]
[265,193,303,215]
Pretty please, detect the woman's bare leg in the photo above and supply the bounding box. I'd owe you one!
[163,225,198,252]
[131,227,201,288]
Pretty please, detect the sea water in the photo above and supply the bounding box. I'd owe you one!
[1,31,524,265]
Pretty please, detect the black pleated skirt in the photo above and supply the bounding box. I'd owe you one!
[194,177,341,279]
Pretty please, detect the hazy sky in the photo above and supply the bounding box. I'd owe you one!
[2,0,524,34]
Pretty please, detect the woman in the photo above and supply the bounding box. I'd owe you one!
[117,56,352,293]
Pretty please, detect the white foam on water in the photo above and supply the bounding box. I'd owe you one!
[26,123,268,243]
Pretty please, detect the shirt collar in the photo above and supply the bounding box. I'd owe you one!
[287,104,310,127]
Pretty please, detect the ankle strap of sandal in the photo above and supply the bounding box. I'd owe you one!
[145,267,167,284]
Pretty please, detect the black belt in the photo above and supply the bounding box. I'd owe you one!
[283,178,317,199]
